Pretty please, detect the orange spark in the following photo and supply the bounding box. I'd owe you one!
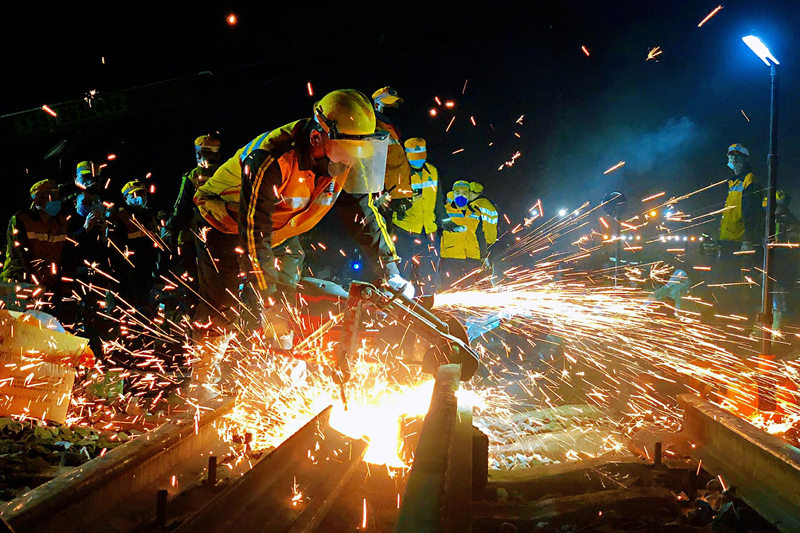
[226,13,238,26]
[107,153,117,161]
[642,192,665,202]
[429,108,437,117]
[306,82,314,97]
[470,116,476,126]
[444,100,455,109]
[445,116,455,132]
[603,161,626,175]
[452,148,464,154]
[41,105,57,117]
[646,46,662,61]
[361,498,368,528]
[581,45,590,56]
[434,96,442,106]
[740,109,750,122]
[697,5,723,27]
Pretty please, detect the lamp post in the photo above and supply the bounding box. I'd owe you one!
[742,35,779,412]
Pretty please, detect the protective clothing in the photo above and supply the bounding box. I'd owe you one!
[405,137,427,170]
[117,204,159,307]
[76,161,102,189]
[372,86,403,112]
[238,119,398,298]
[121,180,145,197]
[30,179,57,200]
[441,191,498,260]
[377,113,412,199]
[719,171,764,243]
[1,209,67,287]
[392,160,444,235]
[44,201,62,216]
[727,143,750,157]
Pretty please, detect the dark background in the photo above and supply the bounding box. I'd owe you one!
[1,1,799,242]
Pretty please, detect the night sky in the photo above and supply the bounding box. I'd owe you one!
[2,1,799,241]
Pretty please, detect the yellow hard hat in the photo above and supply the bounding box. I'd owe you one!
[30,179,57,200]
[469,182,484,194]
[453,180,470,190]
[372,86,403,108]
[76,160,100,178]
[121,180,146,196]
[313,89,376,138]
[194,135,221,152]
[404,137,427,162]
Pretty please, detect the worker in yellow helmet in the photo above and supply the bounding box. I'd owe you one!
[191,90,410,372]
[163,134,222,279]
[1,179,68,293]
[117,180,159,307]
[371,87,411,203]
[75,160,103,190]
[440,180,498,289]
[391,137,461,308]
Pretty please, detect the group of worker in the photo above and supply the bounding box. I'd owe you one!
[0,163,160,316]
[0,87,499,382]
[183,87,499,353]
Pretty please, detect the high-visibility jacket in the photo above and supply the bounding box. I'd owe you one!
[470,196,498,246]
[441,197,498,260]
[719,171,764,243]
[168,166,213,246]
[1,209,67,286]
[376,113,411,200]
[393,163,443,235]
[195,121,307,234]
[237,119,397,293]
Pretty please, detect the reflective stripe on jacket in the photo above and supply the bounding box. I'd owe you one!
[1,209,67,285]
[470,196,498,246]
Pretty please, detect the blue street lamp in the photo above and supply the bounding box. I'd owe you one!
[743,35,779,411]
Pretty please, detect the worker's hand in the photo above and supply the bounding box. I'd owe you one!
[391,198,413,218]
[84,211,100,231]
[384,261,415,299]
[387,274,415,299]
[439,217,465,233]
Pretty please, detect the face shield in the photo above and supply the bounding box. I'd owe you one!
[326,131,390,194]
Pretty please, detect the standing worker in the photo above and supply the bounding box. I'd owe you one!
[391,137,460,308]
[713,143,764,319]
[117,180,160,308]
[440,181,498,289]
[164,135,222,279]
[372,86,411,203]
[1,179,68,293]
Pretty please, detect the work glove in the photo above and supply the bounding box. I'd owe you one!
[439,217,466,233]
[391,198,413,219]
[384,261,415,300]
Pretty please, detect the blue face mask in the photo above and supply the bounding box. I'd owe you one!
[44,200,61,216]
[76,196,98,217]
[409,159,426,170]
[454,194,468,207]
[127,196,146,208]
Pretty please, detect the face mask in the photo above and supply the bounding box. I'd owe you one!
[454,194,468,207]
[127,196,146,208]
[44,200,61,216]
[76,196,99,217]
[727,161,736,171]
[409,159,426,170]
